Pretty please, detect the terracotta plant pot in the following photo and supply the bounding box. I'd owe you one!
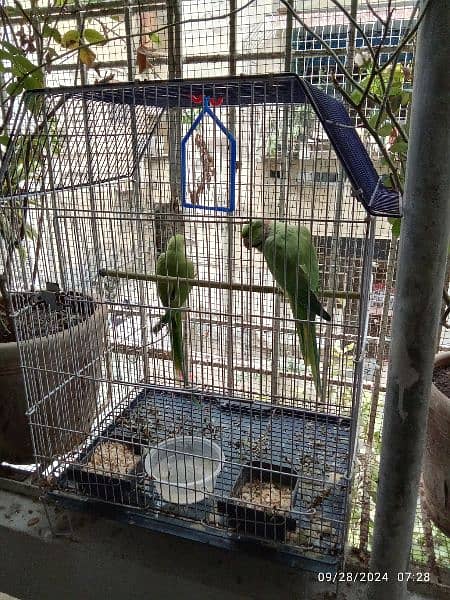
[422,351,450,537]
[0,303,106,465]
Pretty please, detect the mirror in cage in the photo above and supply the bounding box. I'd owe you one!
[181,96,236,213]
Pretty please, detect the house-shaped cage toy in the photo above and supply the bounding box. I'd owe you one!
[0,74,401,572]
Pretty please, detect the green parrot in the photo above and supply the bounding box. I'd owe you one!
[241,220,331,396]
[153,234,195,385]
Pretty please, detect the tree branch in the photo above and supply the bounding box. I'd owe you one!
[329,0,378,64]
[383,0,432,70]
[0,0,259,105]
[332,75,403,192]
[278,0,361,91]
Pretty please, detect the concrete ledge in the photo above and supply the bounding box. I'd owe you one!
[0,486,446,600]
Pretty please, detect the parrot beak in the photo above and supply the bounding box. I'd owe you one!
[242,236,250,249]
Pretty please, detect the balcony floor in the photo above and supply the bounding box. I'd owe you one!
[0,481,447,600]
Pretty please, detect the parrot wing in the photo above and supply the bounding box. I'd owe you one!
[154,240,195,385]
[263,222,329,397]
[263,223,327,319]
[155,248,194,308]
[155,250,173,307]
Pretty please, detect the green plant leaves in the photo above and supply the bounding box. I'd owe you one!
[10,55,34,77]
[390,139,408,155]
[42,24,62,44]
[0,41,44,97]
[367,114,393,137]
[61,30,81,49]
[377,122,393,137]
[349,58,413,238]
[83,28,106,45]
[60,28,107,68]
[5,81,22,96]
[388,217,401,238]
[1,40,23,55]
[11,55,43,82]
[79,47,96,68]
[350,87,363,105]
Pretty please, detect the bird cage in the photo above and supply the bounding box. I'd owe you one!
[0,74,401,571]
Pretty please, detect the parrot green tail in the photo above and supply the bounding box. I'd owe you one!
[294,307,322,398]
[168,310,188,385]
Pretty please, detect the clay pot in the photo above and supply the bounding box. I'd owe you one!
[422,352,450,536]
[0,303,106,464]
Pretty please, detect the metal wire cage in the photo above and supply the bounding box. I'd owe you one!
[0,74,399,571]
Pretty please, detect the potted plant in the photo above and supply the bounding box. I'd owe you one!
[0,2,110,464]
[422,352,450,536]
[0,126,108,464]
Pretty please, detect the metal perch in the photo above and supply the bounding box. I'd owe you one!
[98,268,360,300]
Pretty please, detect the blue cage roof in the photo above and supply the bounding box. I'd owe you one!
[24,74,402,217]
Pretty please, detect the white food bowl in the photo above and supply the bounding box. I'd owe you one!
[145,436,225,505]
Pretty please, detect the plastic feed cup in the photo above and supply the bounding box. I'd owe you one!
[145,436,225,505]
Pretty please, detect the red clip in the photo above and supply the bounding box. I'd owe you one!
[190,95,224,107]
[209,97,224,107]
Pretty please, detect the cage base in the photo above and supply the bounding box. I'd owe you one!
[55,386,351,569]
[46,489,343,574]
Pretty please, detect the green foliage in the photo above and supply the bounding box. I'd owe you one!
[79,47,96,68]
[59,27,106,66]
[348,54,414,238]
[61,29,81,49]
[0,1,110,110]
[181,108,201,125]
[83,29,107,45]
[0,41,44,97]
[42,24,62,44]
[388,217,401,238]
[0,0,112,335]
[0,2,109,182]
[0,0,111,280]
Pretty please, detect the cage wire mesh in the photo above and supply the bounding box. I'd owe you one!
[0,0,448,577]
